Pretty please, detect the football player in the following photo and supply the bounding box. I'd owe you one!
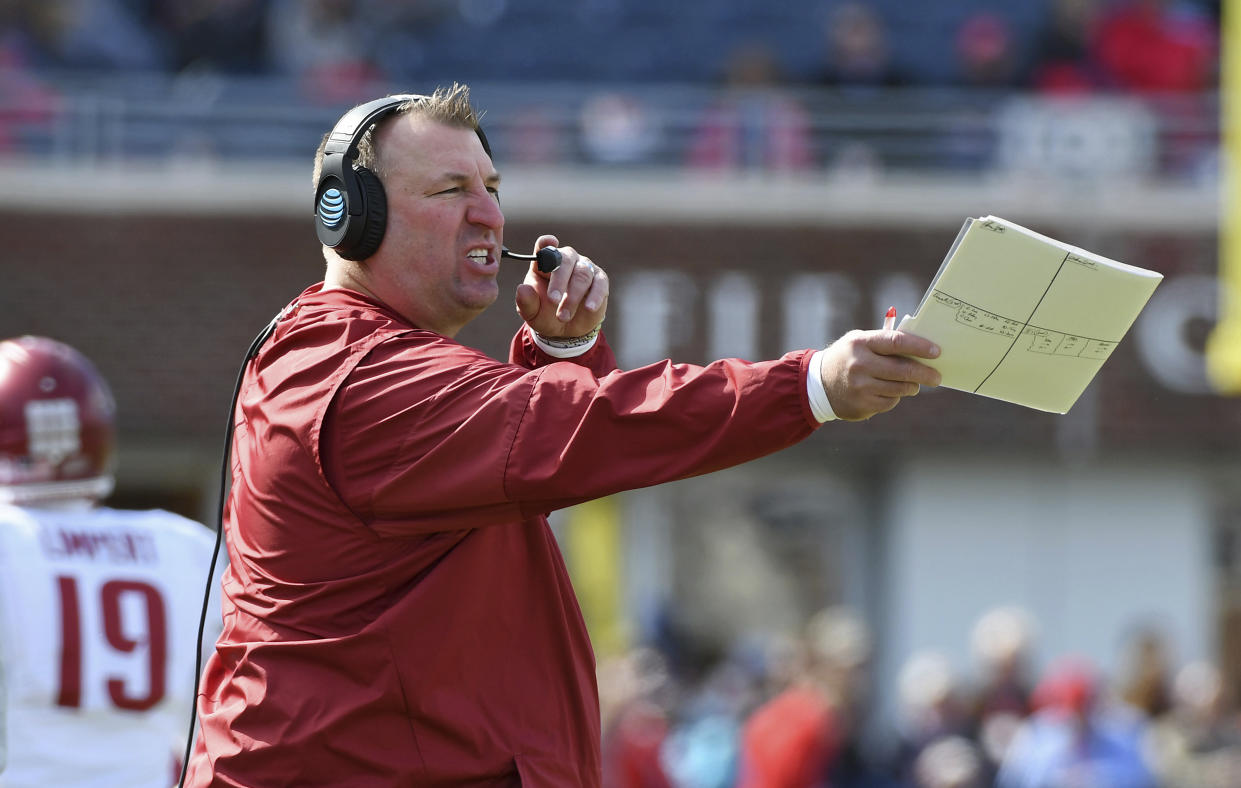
[0,336,218,787]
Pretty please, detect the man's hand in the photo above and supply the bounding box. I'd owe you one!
[819,329,942,421]
[514,235,609,339]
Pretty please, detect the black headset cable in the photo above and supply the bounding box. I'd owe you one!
[177,314,280,788]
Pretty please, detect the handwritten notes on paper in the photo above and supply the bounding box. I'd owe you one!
[898,216,1163,414]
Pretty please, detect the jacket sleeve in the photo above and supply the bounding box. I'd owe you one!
[323,332,821,535]
[508,324,619,376]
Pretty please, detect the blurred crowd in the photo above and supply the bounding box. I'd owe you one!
[0,0,1221,178]
[597,606,1241,787]
[0,0,1219,94]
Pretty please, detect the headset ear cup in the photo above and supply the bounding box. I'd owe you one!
[344,166,388,261]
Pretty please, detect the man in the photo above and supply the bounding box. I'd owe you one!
[186,83,941,787]
[998,659,1156,788]
[0,336,218,787]
[738,607,881,788]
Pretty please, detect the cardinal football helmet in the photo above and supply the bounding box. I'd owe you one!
[0,336,116,504]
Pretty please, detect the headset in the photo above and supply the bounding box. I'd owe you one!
[314,94,492,261]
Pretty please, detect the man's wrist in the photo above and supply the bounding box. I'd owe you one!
[531,324,602,358]
[807,349,837,422]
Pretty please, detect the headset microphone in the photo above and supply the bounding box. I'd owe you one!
[501,246,562,273]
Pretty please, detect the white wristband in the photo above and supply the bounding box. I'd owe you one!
[806,349,837,422]
[531,324,601,359]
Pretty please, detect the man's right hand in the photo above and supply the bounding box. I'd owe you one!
[818,329,942,421]
[514,235,609,340]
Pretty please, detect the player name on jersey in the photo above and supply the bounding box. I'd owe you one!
[39,525,158,564]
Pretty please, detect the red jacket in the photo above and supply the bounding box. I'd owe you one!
[738,685,841,788]
[187,284,820,786]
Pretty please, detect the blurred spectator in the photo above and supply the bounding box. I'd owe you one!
[888,650,973,784]
[748,631,802,701]
[362,0,456,83]
[1029,0,1108,94]
[954,11,1021,89]
[934,11,1023,172]
[802,608,889,788]
[968,607,1036,777]
[2,0,168,71]
[1093,0,1218,93]
[733,609,867,787]
[998,658,1156,787]
[600,647,676,788]
[1117,625,1174,720]
[154,0,268,75]
[0,1,58,68]
[687,42,813,173]
[807,3,902,179]
[1144,660,1241,787]
[736,684,838,787]
[266,0,384,101]
[661,712,741,788]
[1091,0,1220,176]
[814,3,906,91]
[912,735,987,788]
[0,48,61,153]
[579,92,661,166]
[661,659,751,788]
[503,105,565,165]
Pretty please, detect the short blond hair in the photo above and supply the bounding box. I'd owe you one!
[312,82,482,186]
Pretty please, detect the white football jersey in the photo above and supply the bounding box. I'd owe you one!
[0,502,221,788]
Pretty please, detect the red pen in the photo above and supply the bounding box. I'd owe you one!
[883,306,896,331]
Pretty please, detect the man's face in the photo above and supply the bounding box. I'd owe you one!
[365,115,504,336]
